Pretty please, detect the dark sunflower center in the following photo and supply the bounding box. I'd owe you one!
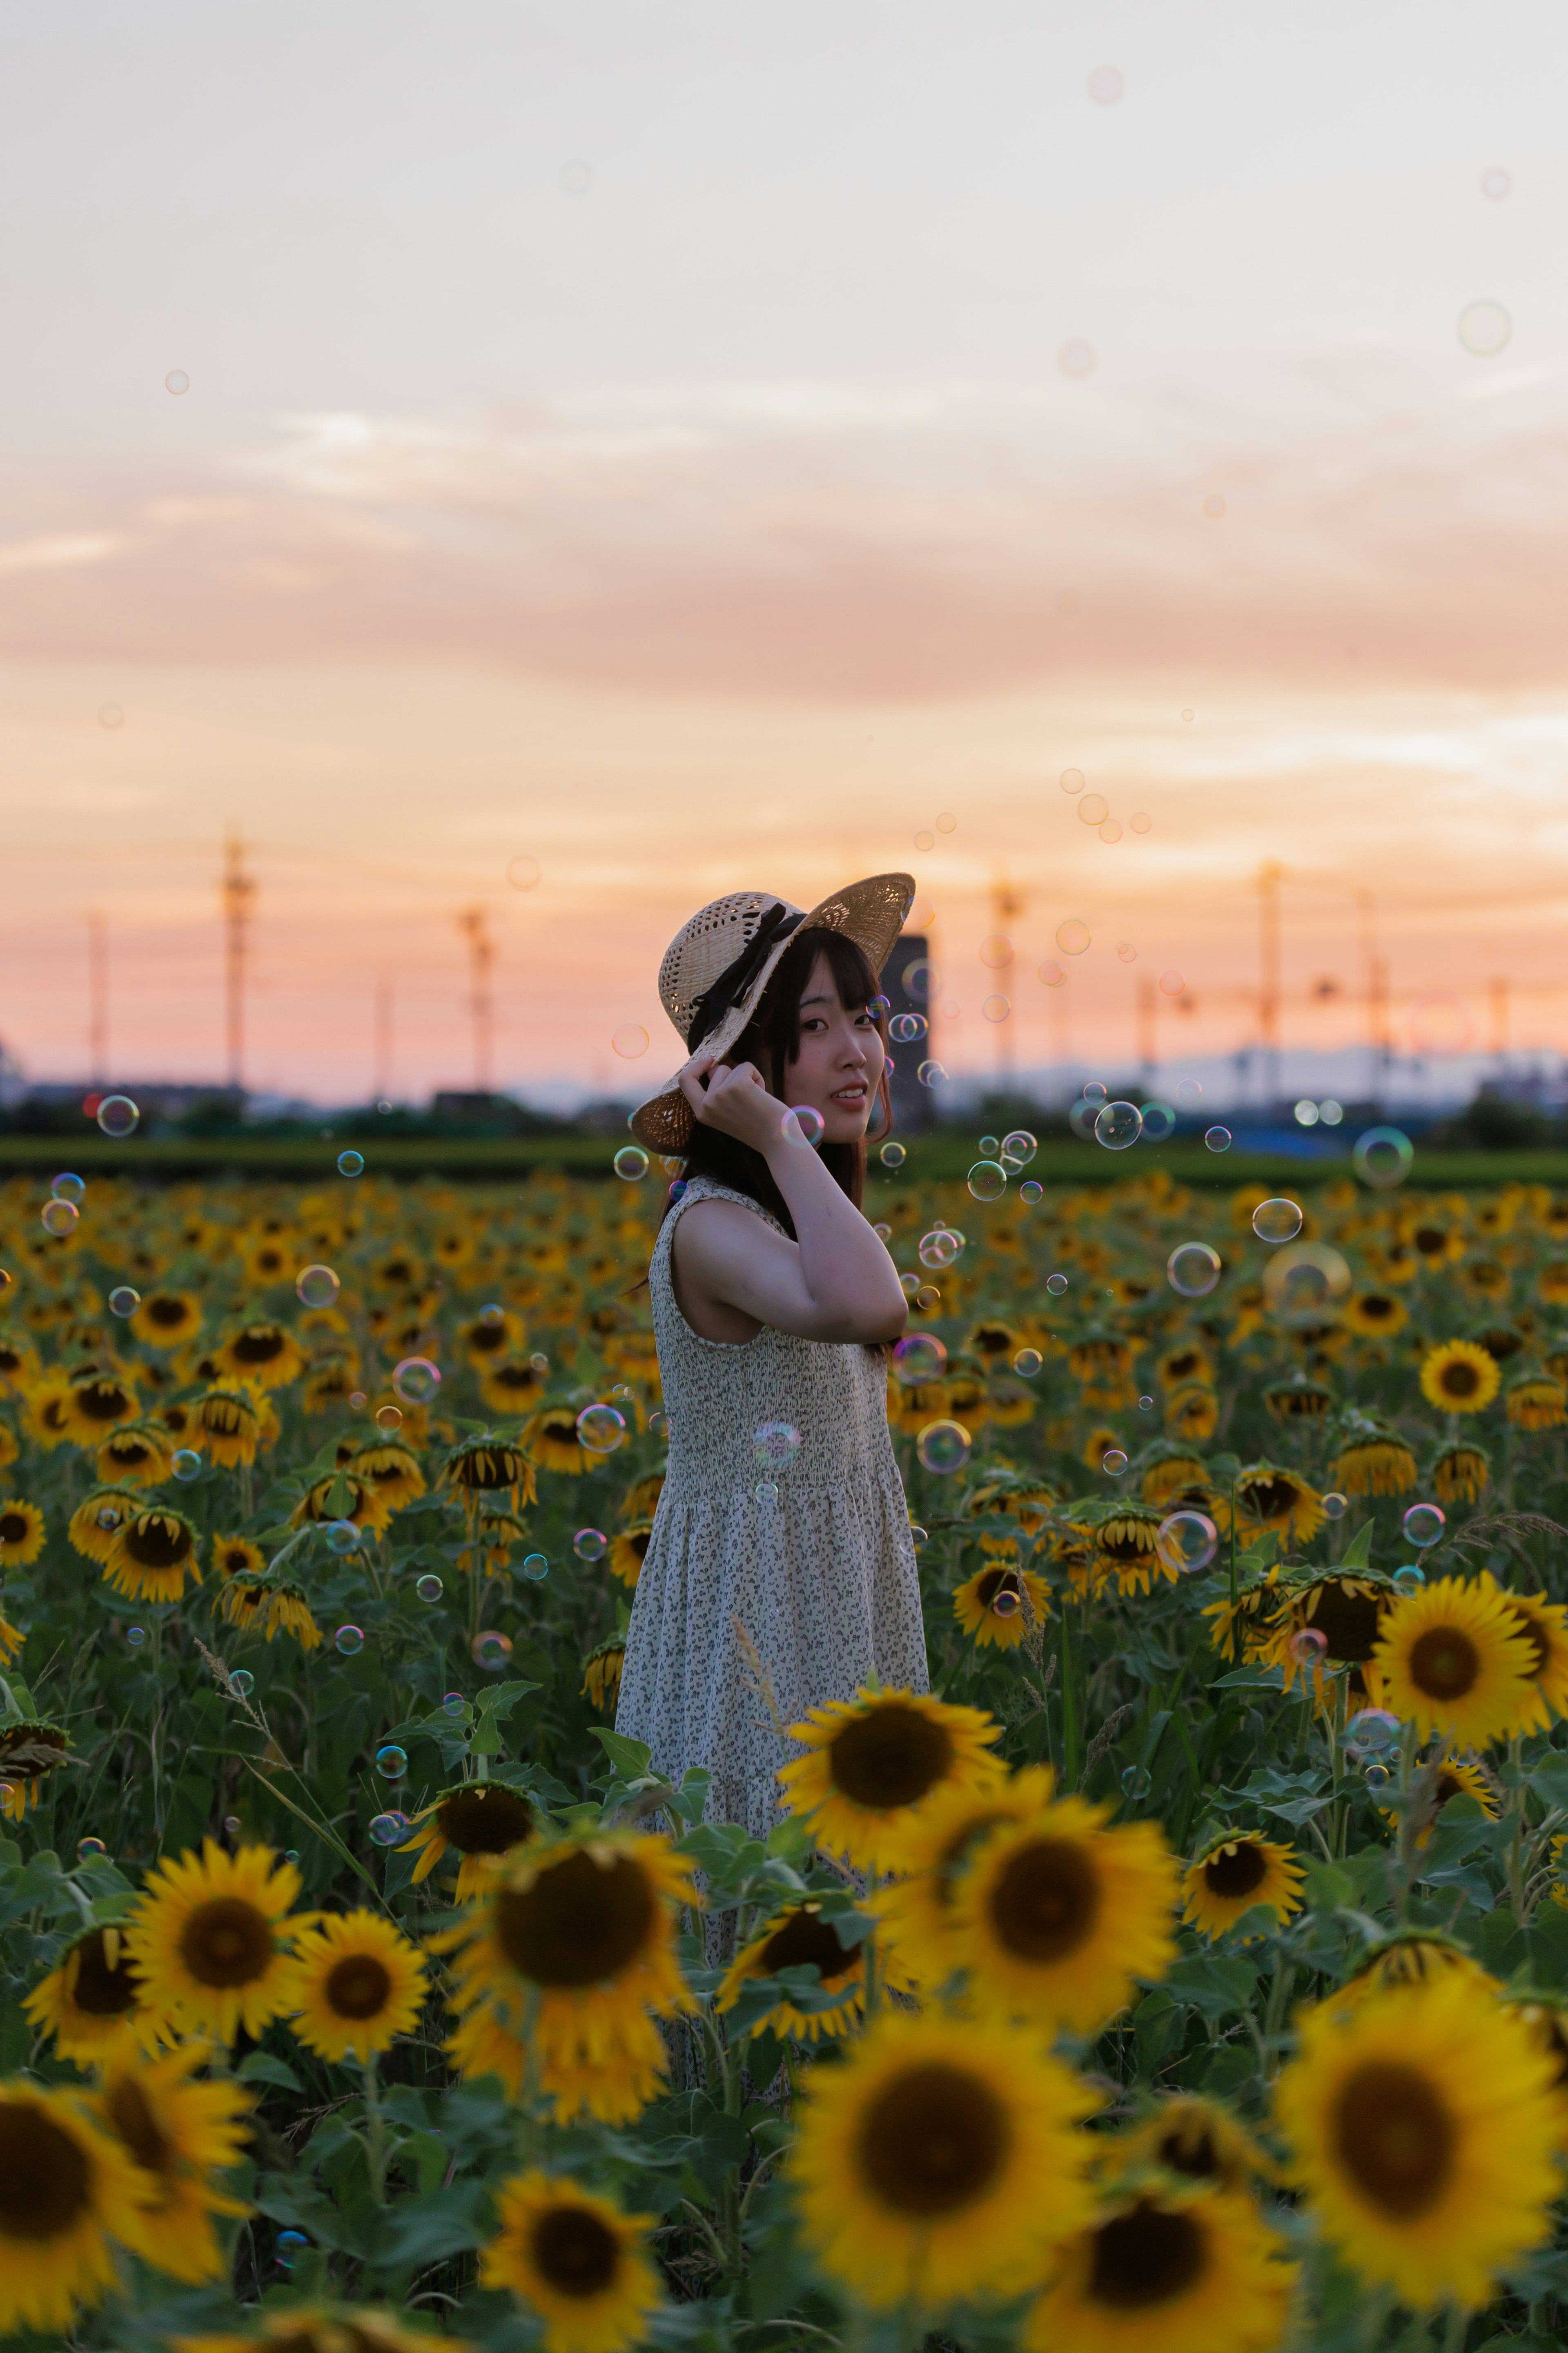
[0,1510,31,1546]
[232,1329,285,1363]
[1239,1476,1297,1521]
[69,1929,141,2016]
[1440,1360,1481,1398]
[439,1786,535,1856]
[1359,1296,1396,1323]
[1434,1772,1466,1806]
[1156,2121,1220,2180]
[74,1381,131,1423]
[1333,2060,1455,2217]
[1203,1842,1269,1900]
[494,1850,654,1988]
[111,1439,154,1466]
[104,2075,172,2175]
[457,1451,519,1491]
[149,1298,188,1327]
[470,1324,507,1355]
[223,1547,256,1574]
[988,1836,1099,1963]
[977,1569,1021,1608]
[857,2061,1010,2217]
[1088,2202,1206,2309]
[530,2204,620,2297]
[1166,1352,1200,1381]
[1099,1522,1156,1563]
[827,1706,956,1810]
[759,1909,857,1985]
[178,1895,276,1987]
[1306,1584,1385,1664]
[1503,1611,1549,1674]
[126,1517,193,1569]
[1409,1627,1480,1702]
[492,1367,541,1394]
[0,2102,93,2239]
[205,1398,248,1435]
[0,1346,23,1375]
[325,1954,393,2020]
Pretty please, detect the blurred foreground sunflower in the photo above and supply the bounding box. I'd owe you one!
[127,1839,302,2041]
[0,2079,146,2334]
[23,1923,155,2062]
[401,1780,537,1898]
[482,2171,661,2353]
[1023,2183,1294,2353]
[93,2042,252,2282]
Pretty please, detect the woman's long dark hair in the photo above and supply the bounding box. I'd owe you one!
[665,927,891,1238]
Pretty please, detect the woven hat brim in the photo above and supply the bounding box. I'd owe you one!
[629,871,916,1153]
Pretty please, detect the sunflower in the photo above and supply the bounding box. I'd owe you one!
[952,1559,1050,1646]
[437,1831,696,2124]
[716,1899,869,2042]
[95,1416,174,1485]
[1507,1372,1568,1431]
[777,1687,1002,1871]
[1087,1501,1173,1597]
[23,1924,157,2061]
[213,1569,321,1649]
[1140,1449,1215,1508]
[1370,1576,1536,1747]
[0,1496,46,1566]
[951,1768,1179,2033]
[1334,1929,1495,2009]
[0,2080,148,2333]
[1276,1971,1559,2309]
[190,1384,263,1466]
[0,1420,16,1474]
[876,1772,1047,1988]
[581,1637,626,1713]
[443,1432,536,1512]
[1389,1755,1499,1853]
[1432,1439,1489,1505]
[1331,1421,1419,1498]
[1233,1463,1323,1543]
[94,2042,252,2282]
[401,1780,537,1898]
[350,1436,429,1514]
[1509,1998,1568,2145]
[1182,1829,1304,1940]
[607,1522,652,1588]
[619,1471,665,1521]
[0,1333,40,1392]
[0,1718,74,1818]
[126,1839,301,2041]
[57,1368,140,1447]
[213,1533,266,1579]
[290,1470,389,1537]
[282,1909,427,2062]
[1419,1339,1501,1415]
[1261,1370,1334,1423]
[178,2306,465,2353]
[1164,1382,1220,1441]
[1024,2183,1293,2353]
[965,1474,1058,1532]
[482,2172,661,2353]
[1202,1569,1279,1665]
[1478,1575,1568,1729]
[129,1290,203,1348]
[1115,2095,1270,2195]
[481,1359,548,1416]
[213,1320,305,1389]
[1343,1288,1407,1338]
[791,2010,1094,2311]
[102,1505,202,1604]
[528,1405,587,1473]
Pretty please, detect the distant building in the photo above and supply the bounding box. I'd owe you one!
[884,933,933,1134]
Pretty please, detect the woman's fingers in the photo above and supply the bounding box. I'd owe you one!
[676,1055,719,1117]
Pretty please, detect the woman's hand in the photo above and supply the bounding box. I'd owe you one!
[677,1055,792,1158]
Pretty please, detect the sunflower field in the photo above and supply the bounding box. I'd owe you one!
[7,1153,1568,2353]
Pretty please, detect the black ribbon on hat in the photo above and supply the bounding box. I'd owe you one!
[686,903,804,1053]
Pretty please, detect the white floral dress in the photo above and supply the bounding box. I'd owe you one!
[616,1176,929,1836]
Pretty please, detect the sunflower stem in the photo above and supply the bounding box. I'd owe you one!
[360,2050,387,2201]
[1060,1602,1079,1791]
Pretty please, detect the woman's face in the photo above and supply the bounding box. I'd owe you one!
[780,952,886,1142]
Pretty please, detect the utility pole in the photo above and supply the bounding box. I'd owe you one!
[373,976,394,1104]
[87,912,107,1088]
[1257,861,1283,1109]
[1489,977,1508,1071]
[456,908,495,1093]
[990,875,1025,1089]
[1137,973,1156,1090]
[221,833,255,1095]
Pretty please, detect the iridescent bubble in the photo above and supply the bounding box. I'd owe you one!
[1078,792,1109,826]
[1158,970,1184,998]
[754,1421,803,1472]
[894,1333,947,1385]
[1167,1241,1222,1298]
[1289,1626,1329,1668]
[869,995,891,1017]
[1252,1198,1304,1245]
[77,1836,107,1860]
[229,1668,256,1698]
[375,1744,407,1780]
[782,1105,826,1149]
[1346,1707,1401,1758]
[508,853,542,890]
[573,1528,608,1561]
[889,1012,927,1043]
[1057,920,1090,955]
[1139,1102,1176,1142]
[1321,1492,1348,1521]
[1094,1101,1143,1151]
[442,1692,466,1717]
[126,1625,146,1646]
[96,1094,139,1137]
[1038,960,1065,987]
[979,1135,1000,1155]
[1364,1761,1391,1790]
[473,1630,513,1670]
[1099,820,1123,843]
[1403,1503,1446,1549]
[1087,63,1124,102]
[910,1525,929,1550]
[97,1506,122,1530]
[1262,1241,1352,1325]
[1204,1126,1232,1153]
[370,1811,411,1847]
[756,1480,779,1505]
[325,1521,362,1556]
[979,934,1015,969]
[1060,768,1085,794]
[1181,708,1194,721]
[981,995,1011,1024]
[276,2229,309,2269]
[522,1553,549,1579]
[1130,814,1151,834]
[577,1403,626,1454]
[1176,1078,1202,1106]
[1102,1449,1129,1476]
[916,1419,971,1474]
[935,813,956,833]
[613,1144,650,1182]
[1116,942,1136,964]
[108,1285,140,1317]
[1082,1081,1107,1104]
[1458,299,1511,357]
[52,1171,86,1204]
[1352,1126,1414,1191]
[415,1573,444,1602]
[392,1356,441,1404]
[1121,1765,1152,1799]
[919,1229,960,1269]
[1001,1130,1036,1164]
[375,1403,403,1431]
[612,1024,649,1059]
[350,1391,368,1411]
[1155,1511,1218,1573]
[989,1586,1022,1618]
[296,1264,340,1309]
[880,1141,907,1168]
[1013,1348,1043,1376]
[1138,1394,1154,1411]
[1020,1180,1043,1204]
[223,1813,243,1836]
[336,1150,365,1177]
[41,1199,78,1236]
[968,1160,1007,1202]
[1046,1271,1069,1296]
[334,1624,364,1656]
[913,830,935,851]
[165,369,189,394]
[1393,1566,1425,1596]
[171,1448,202,1481]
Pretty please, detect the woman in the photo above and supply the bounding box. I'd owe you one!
[617,876,929,1835]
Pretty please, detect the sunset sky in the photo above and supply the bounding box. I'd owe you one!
[4,0,1568,1108]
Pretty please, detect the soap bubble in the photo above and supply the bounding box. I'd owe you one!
[612,1024,649,1059]
[935,814,956,834]
[573,1528,608,1561]
[1001,1130,1037,1164]
[913,830,934,851]
[979,1135,1000,1155]
[754,1421,803,1471]
[1458,299,1511,357]
[613,1145,649,1181]
[1038,960,1065,987]
[1158,970,1184,997]
[1121,1765,1152,1799]
[1131,813,1152,834]
[375,1403,403,1431]
[968,1160,1007,1202]
[981,995,1011,1023]
[1116,942,1136,964]
[171,1448,202,1481]
[1139,1102,1175,1142]
[443,1692,466,1717]
[1078,793,1109,826]
[919,1229,960,1269]
[374,1744,407,1781]
[1321,1492,1348,1521]
[508,854,542,890]
[96,1506,122,1530]
[1166,1241,1222,1298]
[415,1573,445,1602]
[577,1403,627,1454]
[1176,1079,1202,1106]
[165,368,189,394]
[1094,1101,1143,1151]
[1252,1198,1304,1245]
[782,1105,826,1149]
[392,1356,441,1404]
[990,1586,1022,1618]
[1101,1450,1129,1476]
[337,1149,365,1177]
[1393,1566,1425,1596]
[1013,1347,1043,1376]
[1402,1503,1446,1549]
[1020,1180,1043,1204]
[77,1836,108,1860]
[1138,1394,1155,1411]
[978,934,1015,969]
[1204,1126,1232,1153]
[1364,1761,1391,1790]
[370,1812,411,1847]
[910,1525,929,1549]
[522,1553,549,1580]
[894,1333,947,1384]
[917,1061,949,1087]
[1346,1708,1400,1758]
[917,1419,972,1474]
[1060,767,1085,793]
[1099,819,1123,844]
[325,1521,362,1556]
[1056,919,1091,955]
[1046,1272,1069,1296]
[276,2228,309,2269]
[126,1626,146,1646]
[1155,1511,1218,1573]
[1289,1627,1329,1668]
[107,1285,140,1318]
[229,1668,256,1698]
[96,1094,139,1137]
[889,1013,927,1043]
[756,1481,778,1505]
[880,1141,907,1169]
[295,1264,340,1309]
[53,1171,86,1204]
[334,1625,365,1656]
[1352,1126,1414,1190]
[1082,1082,1107,1104]
[473,1630,514,1670]
[1263,1241,1352,1325]
[41,1200,78,1235]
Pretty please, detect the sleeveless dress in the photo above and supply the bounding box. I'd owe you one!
[615,1176,929,1837]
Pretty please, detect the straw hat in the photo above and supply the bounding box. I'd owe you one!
[629,872,916,1152]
